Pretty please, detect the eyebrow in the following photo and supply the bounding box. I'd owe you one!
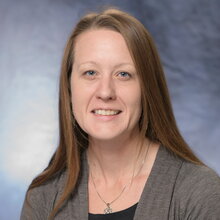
[78,61,134,68]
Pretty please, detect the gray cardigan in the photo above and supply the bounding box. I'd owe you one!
[20,146,220,219]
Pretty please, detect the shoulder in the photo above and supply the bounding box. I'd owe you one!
[177,161,220,193]
[174,161,220,218]
[20,171,67,220]
[30,171,66,202]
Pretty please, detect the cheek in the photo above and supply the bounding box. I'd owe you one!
[71,81,93,120]
[71,95,80,116]
[130,89,142,125]
[71,83,83,119]
[124,86,142,112]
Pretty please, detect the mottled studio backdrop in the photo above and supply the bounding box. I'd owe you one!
[0,0,219,219]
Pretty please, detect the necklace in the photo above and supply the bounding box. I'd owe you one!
[89,141,151,214]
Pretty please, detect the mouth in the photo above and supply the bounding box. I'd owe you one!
[91,109,122,116]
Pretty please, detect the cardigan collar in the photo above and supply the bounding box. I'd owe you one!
[77,145,183,219]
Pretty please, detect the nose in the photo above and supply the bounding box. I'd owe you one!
[95,75,116,101]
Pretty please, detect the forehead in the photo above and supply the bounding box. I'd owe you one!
[73,29,134,66]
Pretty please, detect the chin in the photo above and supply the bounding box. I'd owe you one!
[89,133,122,141]
[87,127,131,143]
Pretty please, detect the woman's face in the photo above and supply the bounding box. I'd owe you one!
[71,29,142,142]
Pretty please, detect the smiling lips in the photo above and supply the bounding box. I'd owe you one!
[92,109,122,116]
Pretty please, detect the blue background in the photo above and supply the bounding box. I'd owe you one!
[0,0,219,219]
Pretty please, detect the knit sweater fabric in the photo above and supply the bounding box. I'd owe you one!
[20,145,220,220]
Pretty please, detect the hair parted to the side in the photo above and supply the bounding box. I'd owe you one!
[26,6,204,219]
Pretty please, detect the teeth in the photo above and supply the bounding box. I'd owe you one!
[94,109,120,116]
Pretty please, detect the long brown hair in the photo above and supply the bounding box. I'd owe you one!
[27,6,203,219]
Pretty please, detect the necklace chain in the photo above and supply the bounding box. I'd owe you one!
[89,141,151,214]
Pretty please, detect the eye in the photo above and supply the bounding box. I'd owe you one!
[84,70,96,76]
[118,71,131,79]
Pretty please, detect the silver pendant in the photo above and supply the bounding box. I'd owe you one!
[104,203,113,214]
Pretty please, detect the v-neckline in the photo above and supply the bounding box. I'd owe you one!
[77,145,182,220]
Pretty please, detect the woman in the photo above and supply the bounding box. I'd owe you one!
[21,7,220,220]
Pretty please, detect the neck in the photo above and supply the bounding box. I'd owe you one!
[87,132,150,186]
